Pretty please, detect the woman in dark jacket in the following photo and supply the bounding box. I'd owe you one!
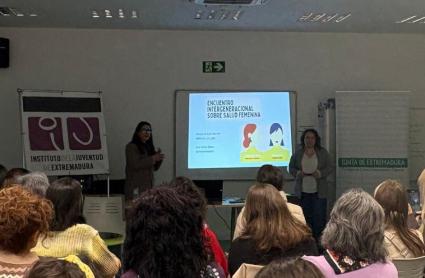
[125,121,164,201]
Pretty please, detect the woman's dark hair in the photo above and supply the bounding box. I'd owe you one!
[123,186,208,278]
[300,128,322,149]
[46,177,85,231]
[374,180,425,257]
[269,123,284,146]
[256,164,284,191]
[0,164,7,185]
[2,167,30,186]
[256,257,324,278]
[25,257,87,278]
[168,176,208,218]
[130,121,155,155]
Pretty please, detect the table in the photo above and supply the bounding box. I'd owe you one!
[208,198,245,240]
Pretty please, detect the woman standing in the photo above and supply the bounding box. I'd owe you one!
[289,128,332,240]
[125,121,164,201]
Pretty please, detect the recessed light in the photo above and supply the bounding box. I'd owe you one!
[232,10,243,20]
[395,15,425,24]
[105,9,112,18]
[91,11,100,18]
[195,10,203,19]
[118,9,125,18]
[29,13,38,17]
[298,12,351,23]
[131,10,138,19]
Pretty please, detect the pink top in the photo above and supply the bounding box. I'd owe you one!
[303,255,398,278]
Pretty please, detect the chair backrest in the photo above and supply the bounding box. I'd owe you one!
[392,255,425,278]
[83,195,125,235]
[232,263,263,278]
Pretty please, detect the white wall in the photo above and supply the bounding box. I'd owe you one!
[1,28,424,238]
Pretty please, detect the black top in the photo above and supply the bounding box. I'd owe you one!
[228,236,318,275]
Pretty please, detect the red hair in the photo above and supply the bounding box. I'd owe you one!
[243,124,257,148]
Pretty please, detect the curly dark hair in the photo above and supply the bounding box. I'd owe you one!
[168,176,208,218]
[123,186,208,278]
[256,257,324,278]
[300,128,322,149]
[46,177,85,231]
[0,185,53,254]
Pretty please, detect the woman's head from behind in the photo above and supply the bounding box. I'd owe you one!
[374,179,425,257]
[46,177,85,231]
[25,256,94,278]
[256,164,284,191]
[322,188,386,262]
[168,176,207,218]
[374,179,408,227]
[123,186,207,277]
[0,185,53,254]
[255,258,324,278]
[244,183,311,252]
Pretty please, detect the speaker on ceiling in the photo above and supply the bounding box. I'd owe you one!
[0,38,10,68]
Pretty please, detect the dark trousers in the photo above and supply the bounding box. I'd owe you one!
[300,192,327,241]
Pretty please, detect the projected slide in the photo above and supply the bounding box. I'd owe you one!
[188,92,292,169]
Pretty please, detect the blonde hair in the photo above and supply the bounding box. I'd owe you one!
[242,183,311,252]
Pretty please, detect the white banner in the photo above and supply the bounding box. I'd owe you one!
[336,91,410,196]
[19,90,109,176]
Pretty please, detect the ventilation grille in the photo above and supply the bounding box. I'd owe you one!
[191,0,268,6]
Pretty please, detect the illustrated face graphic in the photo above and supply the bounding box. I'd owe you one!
[249,129,259,147]
[270,128,283,146]
[138,124,152,143]
[304,131,316,148]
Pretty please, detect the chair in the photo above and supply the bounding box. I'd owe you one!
[392,255,425,278]
[83,195,125,236]
[232,263,263,278]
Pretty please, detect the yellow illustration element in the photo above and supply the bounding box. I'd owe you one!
[240,147,263,162]
[263,145,290,162]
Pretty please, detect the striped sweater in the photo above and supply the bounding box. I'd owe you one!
[0,260,34,278]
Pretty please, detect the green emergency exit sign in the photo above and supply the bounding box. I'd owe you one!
[203,61,225,73]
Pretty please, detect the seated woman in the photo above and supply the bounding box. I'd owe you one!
[32,177,120,278]
[169,176,228,277]
[374,179,425,258]
[0,186,53,278]
[304,189,398,278]
[122,186,225,278]
[233,164,306,240]
[228,183,318,276]
[255,257,324,278]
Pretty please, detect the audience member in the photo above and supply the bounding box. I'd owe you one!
[374,179,425,258]
[304,189,397,277]
[122,186,225,278]
[0,164,7,185]
[2,167,30,187]
[0,186,53,277]
[169,176,228,277]
[25,255,95,278]
[228,183,317,276]
[255,257,324,278]
[17,171,50,197]
[234,164,305,240]
[32,177,120,278]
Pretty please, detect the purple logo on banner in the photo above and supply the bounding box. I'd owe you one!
[28,117,64,151]
[67,117,101,150]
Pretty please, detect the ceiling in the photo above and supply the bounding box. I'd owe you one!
[0,0,425,33]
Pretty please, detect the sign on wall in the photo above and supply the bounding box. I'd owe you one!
[19,90,109,176]
[336,91,410,195]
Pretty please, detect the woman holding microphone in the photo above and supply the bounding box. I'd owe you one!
[125,121,164,201]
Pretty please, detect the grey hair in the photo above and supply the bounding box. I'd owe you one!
[321,188,387,262]
[17,172,50,197]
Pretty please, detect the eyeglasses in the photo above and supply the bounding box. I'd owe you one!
[141,127,152,133]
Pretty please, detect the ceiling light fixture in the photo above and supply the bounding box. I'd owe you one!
[131,10,138,19]
[91,10,100,18]
[105,9,112,18]
[118,9,125,18]
[298,12,351,23]
[232,10,243,20]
